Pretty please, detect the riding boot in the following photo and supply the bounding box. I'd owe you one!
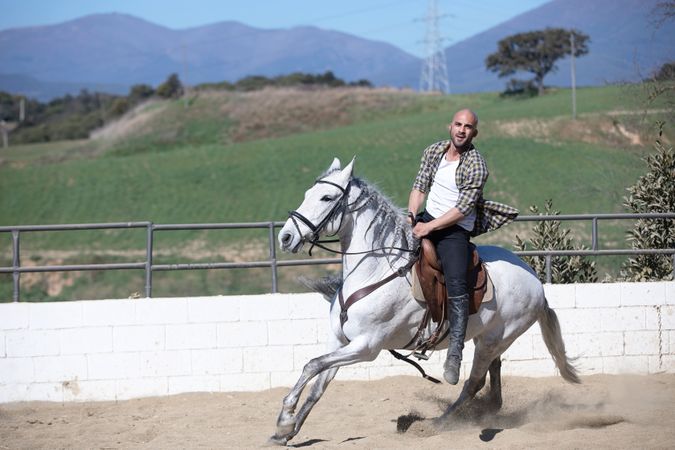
[443,294,470,385]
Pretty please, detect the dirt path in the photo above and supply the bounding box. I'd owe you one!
[1,374,674,449]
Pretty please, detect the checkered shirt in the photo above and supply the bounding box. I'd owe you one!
[412,139,519,236]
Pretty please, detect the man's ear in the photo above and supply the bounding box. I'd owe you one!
[473,128,479,138]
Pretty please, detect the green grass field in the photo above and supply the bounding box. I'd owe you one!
[1,84,671,301]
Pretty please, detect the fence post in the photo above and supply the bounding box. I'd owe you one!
[145,223,153,298]
[269,222,278,293]
[545,254,552,284]
[592,217,598,250]
[11,230,20,302]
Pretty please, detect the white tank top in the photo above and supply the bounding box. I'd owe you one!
[426,157,476,232]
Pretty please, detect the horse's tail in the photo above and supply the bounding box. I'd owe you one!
[298,275,343,302]
[538,298,581,384]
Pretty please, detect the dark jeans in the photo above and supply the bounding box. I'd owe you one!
[418,210,471,298]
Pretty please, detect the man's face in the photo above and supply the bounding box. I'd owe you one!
[448,111,478,149]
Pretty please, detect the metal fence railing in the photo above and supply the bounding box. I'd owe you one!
[1,213,673,302]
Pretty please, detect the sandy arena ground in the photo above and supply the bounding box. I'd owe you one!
[1,373,675,449]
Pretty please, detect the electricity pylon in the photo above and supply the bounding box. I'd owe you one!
[419,0,450,94]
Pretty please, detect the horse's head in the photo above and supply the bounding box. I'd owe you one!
[279,157,355,253]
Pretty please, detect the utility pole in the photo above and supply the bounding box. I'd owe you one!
[182,43,189,109]
[1,121,8,148]
[419,0,450,94]
[570,32,577,120]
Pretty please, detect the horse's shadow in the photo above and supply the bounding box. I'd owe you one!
[289,436,365,448]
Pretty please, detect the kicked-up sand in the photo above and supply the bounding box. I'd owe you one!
[1,373,674,449]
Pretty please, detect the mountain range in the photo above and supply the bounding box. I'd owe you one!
[0,0,672,100]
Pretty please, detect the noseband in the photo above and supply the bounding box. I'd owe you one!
[288,179,351,250]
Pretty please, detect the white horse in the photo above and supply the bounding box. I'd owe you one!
[271,157,579,445]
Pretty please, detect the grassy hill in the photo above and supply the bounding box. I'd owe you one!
[1,84,672,301]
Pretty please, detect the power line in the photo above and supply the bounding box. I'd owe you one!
[304,0,416,25]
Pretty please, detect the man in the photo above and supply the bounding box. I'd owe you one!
[408,109,518,385]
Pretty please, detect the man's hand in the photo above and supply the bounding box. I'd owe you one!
[406,211,415,225]
[412,221,434,239]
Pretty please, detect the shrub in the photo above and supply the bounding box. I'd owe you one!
[156,74,184,99]
[621,124,675,281]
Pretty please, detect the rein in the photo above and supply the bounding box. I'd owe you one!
[288,178,418,257]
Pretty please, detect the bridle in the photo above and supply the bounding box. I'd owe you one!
[287,179,351,254]
[288,177,418,257]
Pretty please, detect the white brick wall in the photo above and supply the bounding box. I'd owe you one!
[0,282,673,403]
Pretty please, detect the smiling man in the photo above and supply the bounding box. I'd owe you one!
[407,108,518,385]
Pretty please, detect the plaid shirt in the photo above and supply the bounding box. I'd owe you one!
[412,140,519,236]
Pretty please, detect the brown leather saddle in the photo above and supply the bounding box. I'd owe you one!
[413,239,492,324]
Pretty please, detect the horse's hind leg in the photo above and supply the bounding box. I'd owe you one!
[487,357,502,410]
[270,339,375,445]
[436,338,505,422]
[471,355,502,409]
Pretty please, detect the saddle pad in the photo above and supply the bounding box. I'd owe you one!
[410,263,494,309]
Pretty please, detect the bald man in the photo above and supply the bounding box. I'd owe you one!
[408,109,518,385]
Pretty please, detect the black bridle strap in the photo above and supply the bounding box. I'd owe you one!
[314,179,347,194]
[308,239,417,257]
[287,179,350,246]
[288,210,320,233]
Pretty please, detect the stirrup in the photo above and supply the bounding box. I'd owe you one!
[413,350,430,360]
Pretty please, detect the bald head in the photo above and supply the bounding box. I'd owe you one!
[453,109,479,128]
[448,108,479,151]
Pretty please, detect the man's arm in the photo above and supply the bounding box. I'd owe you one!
[412,207,465,239]
[407,189,426,222]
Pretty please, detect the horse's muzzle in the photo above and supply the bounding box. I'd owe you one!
[278,228,303,253]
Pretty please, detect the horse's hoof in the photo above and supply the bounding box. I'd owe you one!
[275,418,295,438]
[431,415,447,428]
[267,434,289,446]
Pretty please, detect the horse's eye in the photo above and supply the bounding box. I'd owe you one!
[321,195,334,202]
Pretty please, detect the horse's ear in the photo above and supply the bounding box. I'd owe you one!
[340,156,356,179]
[328,158,341,172]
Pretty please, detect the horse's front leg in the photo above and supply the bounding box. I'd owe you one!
[281,366,339,443]
[269,339,375,445]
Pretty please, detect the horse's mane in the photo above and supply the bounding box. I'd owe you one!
[349,177,415,256]
[306,171,415,299]
[317,168,414,254]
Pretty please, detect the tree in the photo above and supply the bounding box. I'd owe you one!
[514,199,597,283]
[156,73,184,99]
[653,61,675,81]
[621,125,675,281]
[486,28,589,95]
[128,84,155,104]
[651,1,675,28]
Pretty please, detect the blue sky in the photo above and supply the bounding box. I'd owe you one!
[0,0,550,57]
